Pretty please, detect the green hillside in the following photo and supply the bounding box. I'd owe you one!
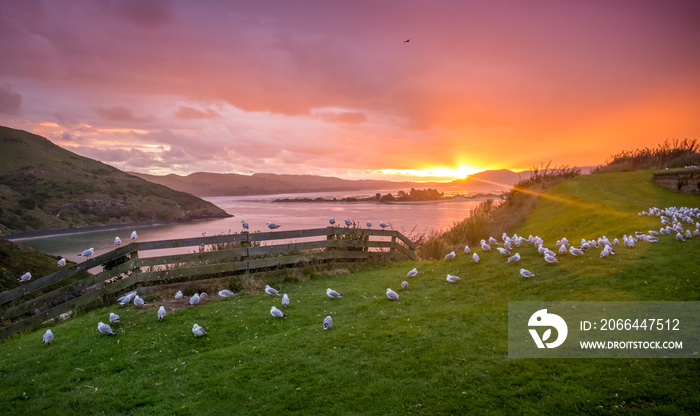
[0,126,231,235]
[0,170,698,415]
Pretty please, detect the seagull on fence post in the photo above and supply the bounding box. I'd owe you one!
[241,220,249,231]
[379,221,389,229]
[366,221,372,227]
[329,217,335,225]
[131,231,138,241]
[344,218,352,227]
[57,258,66,267]
[18,272,31,283]
[114,236,121,246]
[78,248,94,259]
[267,222,281,230]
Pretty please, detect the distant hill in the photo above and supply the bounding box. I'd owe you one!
[0,126,231,235]
[130,171,430,197]
[131,170,526,198]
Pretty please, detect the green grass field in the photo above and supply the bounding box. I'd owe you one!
[1,170,699,415]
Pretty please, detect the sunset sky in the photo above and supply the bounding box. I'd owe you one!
[1,0,699,181]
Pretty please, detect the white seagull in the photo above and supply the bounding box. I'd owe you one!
[133,295,145,306]
[444,251,456,260]
[266,222,281,230]
[157,306,166,321]
[114,236,121,246]
[241,220,249,231]
[218,289,235,298]
[379,221,389,229]
[78,248,95,259]
[366,221,372,227]
[43,329,53,345]
[386,288,401,300]
[109,312,120,325]
[406,268,418,277]
[192,324,207,337]
[323,315,333,330]
[473,253,480,263]
[329,217,335,225]
[497,247,511,255]
[520,269,535,278]
[569,246,585,256]
[464,245,471,254]
[344,218,352,226]
[401,281,408,289]
[544,255,559,263]
[446,274,461,283]
[189,293,200,305]
[507,253,520,264]
[98,322,115,335]
[282,293,290,307]
[118,291,136,305]
[174,290,183,299]
[265,285,280,296]
[18,272,31,283]
[130,231,138,241]
[270,306,287,318]
[326,288,343,299]
[57,258,66,267]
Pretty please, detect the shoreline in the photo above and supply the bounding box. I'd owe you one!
[3,214,233,241]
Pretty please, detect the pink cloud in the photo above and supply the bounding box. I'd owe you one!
[175,106,222,120]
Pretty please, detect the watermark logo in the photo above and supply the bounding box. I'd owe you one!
[528,309,568,348]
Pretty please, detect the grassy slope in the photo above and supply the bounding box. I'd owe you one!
[0,126,230,235]
[0,171,699,415]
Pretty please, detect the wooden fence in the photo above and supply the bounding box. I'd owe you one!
[0,227,415,340]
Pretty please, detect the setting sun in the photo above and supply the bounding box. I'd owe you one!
[375,165,487,182]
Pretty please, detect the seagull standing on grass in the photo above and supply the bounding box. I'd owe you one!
[118,292,136,305]
[446,274,461,283]
[158,306,166,321]
[98,322,115,335]
[78,248,94,259]
[265,285,280,296]
[57,258,66,267]
[401,281,408,289]
[267,222,281,230]
[218,289,235,298]
[520,269,535,278]
[18,272,31,283]
[134,296,145,306]
[282,294,290,307]
[43,329,53,346]
[109,312,120,325]
[464,245,471,254]
[270,306,287,318]
[507,253,520,264]
[323,315,333,330]
[192,324,207,337]
[473,253,480,263]
[569,246,584,256]
[386,288,401,300]
[444,251,456,259]
[326,288,343,299]
[406,268,418,277]
[544,255,559,263]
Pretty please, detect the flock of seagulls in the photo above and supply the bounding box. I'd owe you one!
[34,204,699,346]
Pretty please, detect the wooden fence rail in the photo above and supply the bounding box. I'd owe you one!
[0,227,415,340]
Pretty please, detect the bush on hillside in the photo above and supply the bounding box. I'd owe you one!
[593,138,700,173]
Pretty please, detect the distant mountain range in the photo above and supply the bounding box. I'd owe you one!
[132,168,526,197]
[0,126,231,235]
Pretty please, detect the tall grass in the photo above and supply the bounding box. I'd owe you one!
[594,138,700,173]
[419,163,580,259]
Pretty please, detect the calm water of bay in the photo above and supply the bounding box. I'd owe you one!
[13,189,493,264]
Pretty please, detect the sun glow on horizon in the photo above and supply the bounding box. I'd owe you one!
[375,165,489,182]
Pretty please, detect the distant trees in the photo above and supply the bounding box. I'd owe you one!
[379,188,445,203]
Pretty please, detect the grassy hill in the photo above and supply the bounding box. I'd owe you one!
[0,170,698,415]
[0,126,231,235]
